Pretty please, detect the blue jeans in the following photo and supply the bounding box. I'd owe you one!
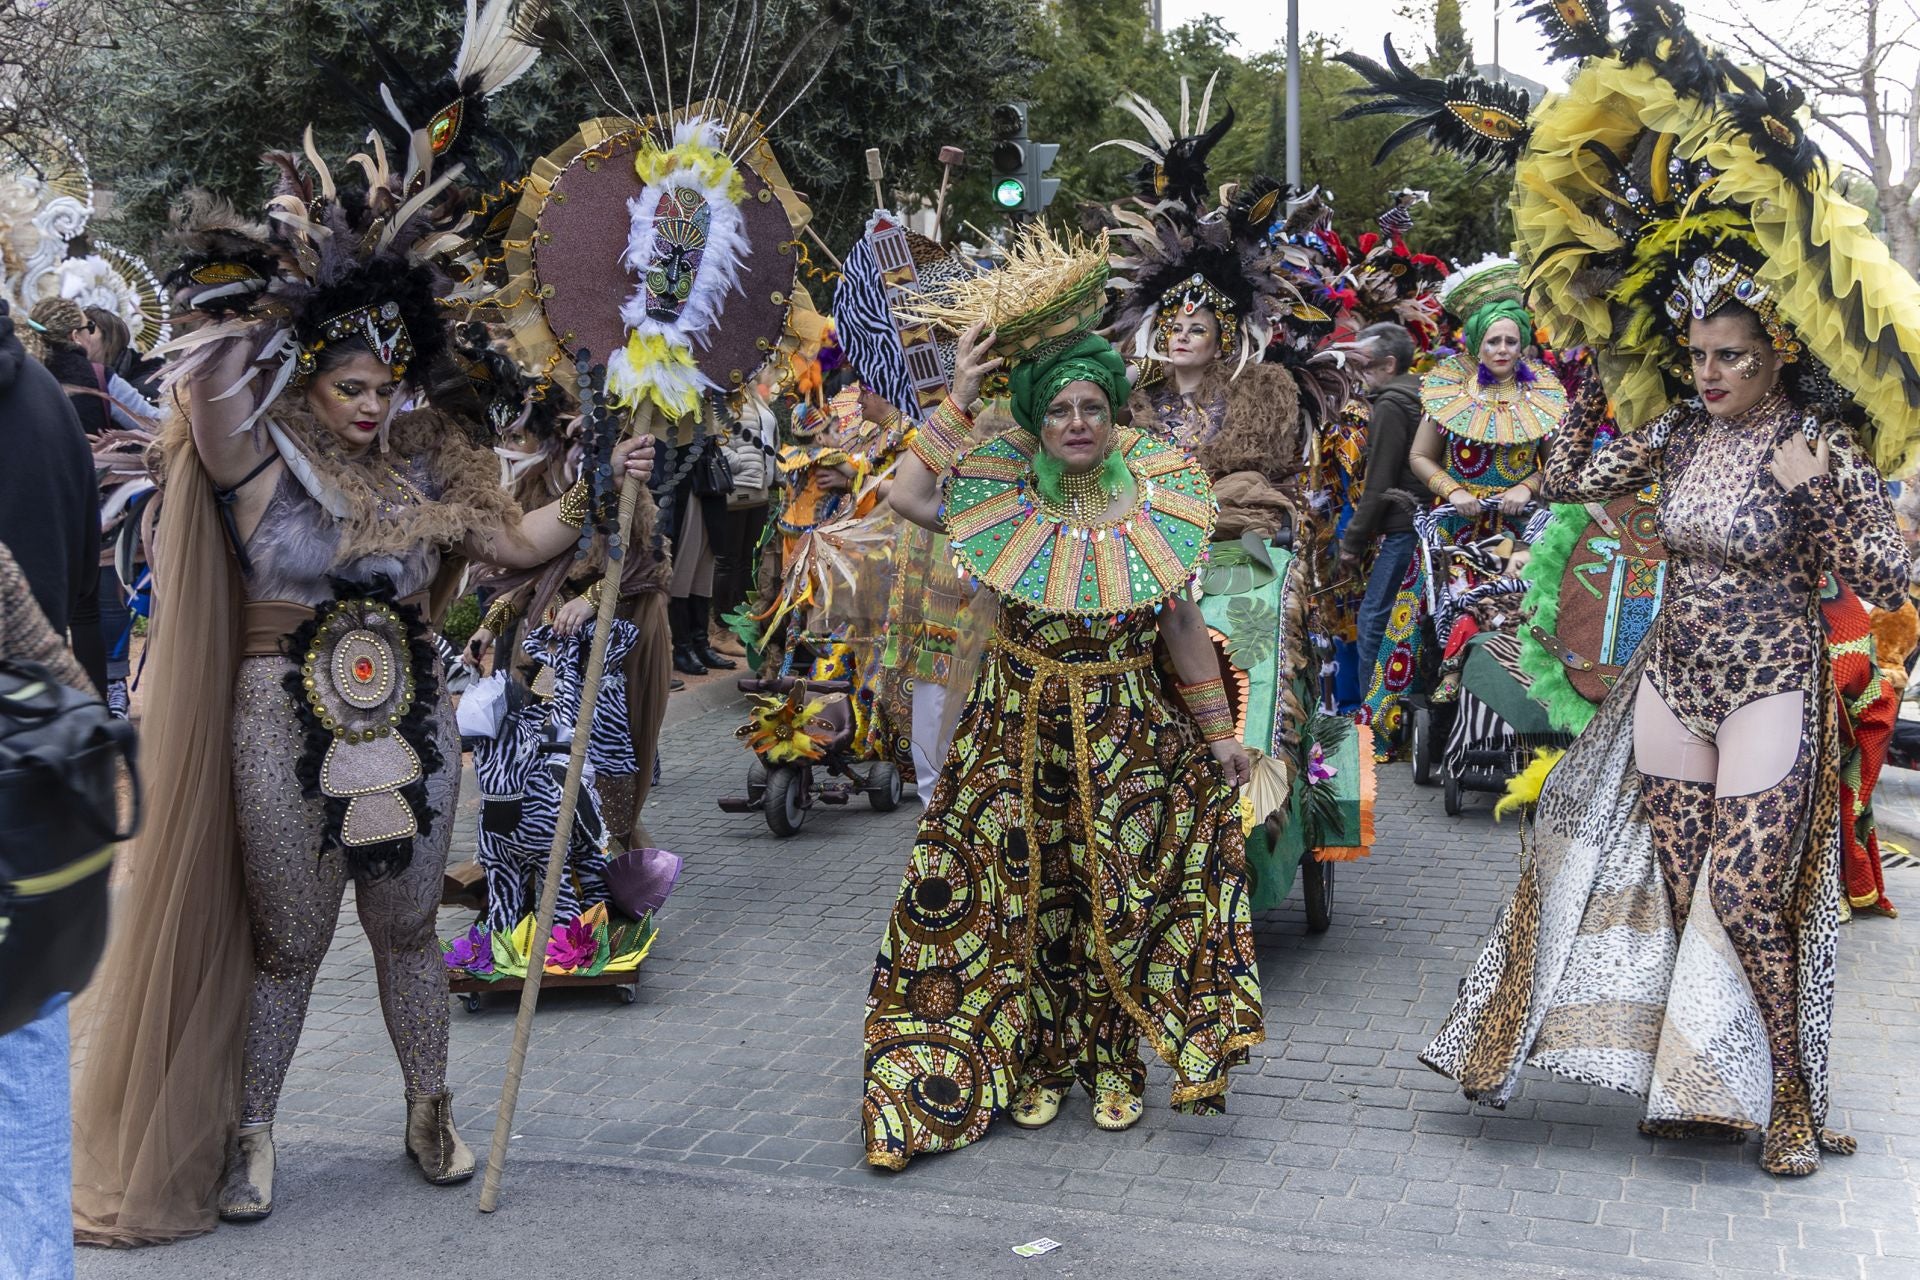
[0,1004,73,1280]
[1356,531,1418,688]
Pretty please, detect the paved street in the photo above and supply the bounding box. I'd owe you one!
[78,689,1920,1280]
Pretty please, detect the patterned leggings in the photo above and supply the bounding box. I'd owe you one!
[231,659,457,1126]
[1637,677,1813,1080]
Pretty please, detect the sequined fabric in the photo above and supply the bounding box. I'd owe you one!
[232,656,458,1124]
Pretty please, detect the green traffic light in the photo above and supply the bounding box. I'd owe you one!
[993,177,1026,209]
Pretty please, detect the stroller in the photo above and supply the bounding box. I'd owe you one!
[716,669,904,836]
[1404,498,1572,813]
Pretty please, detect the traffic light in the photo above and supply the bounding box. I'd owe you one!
[988,101,1060,215]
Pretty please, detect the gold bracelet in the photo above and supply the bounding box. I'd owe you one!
[556,478,591,530]
[1425,471,1464,499]
[580,579,606,608]
[480,596,518,633]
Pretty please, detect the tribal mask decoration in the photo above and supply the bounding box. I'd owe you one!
[606,115,749,420]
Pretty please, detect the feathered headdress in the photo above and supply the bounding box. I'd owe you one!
[1095,73,1323,376]
[161,129,464,447]
[1094,71,1235,208]
[315,0,547,181]
[1333,40,1534,169]
[1338,0,1920,474]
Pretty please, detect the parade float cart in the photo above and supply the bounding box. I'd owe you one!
[1196,531,1372,930]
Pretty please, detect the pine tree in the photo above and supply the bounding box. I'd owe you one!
[1432,0,1474,74]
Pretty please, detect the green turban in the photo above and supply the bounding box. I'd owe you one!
[1006,334,1131,432]
[1461,298,1534,363]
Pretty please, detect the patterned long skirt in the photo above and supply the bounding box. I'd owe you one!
[861,606,1265,1169]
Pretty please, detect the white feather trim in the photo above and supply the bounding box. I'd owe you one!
[267,418,352,519]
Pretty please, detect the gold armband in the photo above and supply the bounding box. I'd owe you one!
[908,398,974,473]
[480,596,518,634]
[1425,471,1465,500]
[556,478,591,530]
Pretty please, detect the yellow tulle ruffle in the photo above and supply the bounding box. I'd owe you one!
[1513,56,1920,477]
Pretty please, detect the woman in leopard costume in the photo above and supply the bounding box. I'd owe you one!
[1370,1,1920,1180]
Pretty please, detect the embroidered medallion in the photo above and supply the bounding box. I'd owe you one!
[1420,354,1566,445]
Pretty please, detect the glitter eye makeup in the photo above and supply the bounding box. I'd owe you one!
[1734,351,1766,379]
[329,382,362,402]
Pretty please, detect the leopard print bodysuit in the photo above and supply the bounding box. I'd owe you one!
[1544,378,1905,1140]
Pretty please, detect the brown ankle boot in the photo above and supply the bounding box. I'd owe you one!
[217,1123,276,1221]
[405,1093,476,1185]
[1761,1072,1820,1176]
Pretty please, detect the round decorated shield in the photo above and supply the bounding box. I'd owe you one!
[496,107,808,423]
[1520,488,1668,731]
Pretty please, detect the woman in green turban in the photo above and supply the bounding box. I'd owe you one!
[866,322,1264,1168]
[1362,257,1568,736]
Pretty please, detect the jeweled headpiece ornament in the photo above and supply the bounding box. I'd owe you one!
[1665,251,1800,363]
[297,300,417,378]
[1155,273,1242,359]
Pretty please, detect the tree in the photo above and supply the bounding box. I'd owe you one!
[1707,0,1920,269]
[69,0,1037,258]
[1432,0,1475,74]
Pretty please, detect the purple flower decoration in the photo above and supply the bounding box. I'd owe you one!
[445,925,493,975]
[1307,742,1338,786]
[546,915,598,971]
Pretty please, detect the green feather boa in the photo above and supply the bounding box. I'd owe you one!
[1516,502,1602,734]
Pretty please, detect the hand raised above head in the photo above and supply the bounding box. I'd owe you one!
[950,321,1004,408]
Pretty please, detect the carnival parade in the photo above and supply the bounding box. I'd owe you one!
[4,1,1920,1276]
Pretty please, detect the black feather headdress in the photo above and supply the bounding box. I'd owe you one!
[1094,72,1236,209]
[313,0,545,182]
[1519,0,1613,63]
[1334,40,1533,169]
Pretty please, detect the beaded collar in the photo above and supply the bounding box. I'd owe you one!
[941,426,1217,617]
[1420,353,1566,445]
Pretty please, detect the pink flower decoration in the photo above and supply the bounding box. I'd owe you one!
[545,915,598,971]
[1307,742,1338,786]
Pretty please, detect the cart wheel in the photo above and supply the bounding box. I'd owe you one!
[1444,772,1464,817]
[866,763,903,812]
[1411,705,1436,787]
[616,984,638,1005]
[1301,854,1333,934]
[765,766,805,837]
[461,993,483,1014]
[746,757,769,804]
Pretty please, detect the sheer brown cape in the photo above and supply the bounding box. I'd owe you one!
[70,415,252,1245]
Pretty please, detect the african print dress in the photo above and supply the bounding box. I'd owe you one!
[862,424,1265,1170]
[1362,354,1563,734]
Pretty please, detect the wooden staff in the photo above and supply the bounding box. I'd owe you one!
[479,400,658,1213]
[866,147,885,211]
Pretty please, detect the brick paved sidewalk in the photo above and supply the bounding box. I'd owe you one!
[237,696,1920,1279]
